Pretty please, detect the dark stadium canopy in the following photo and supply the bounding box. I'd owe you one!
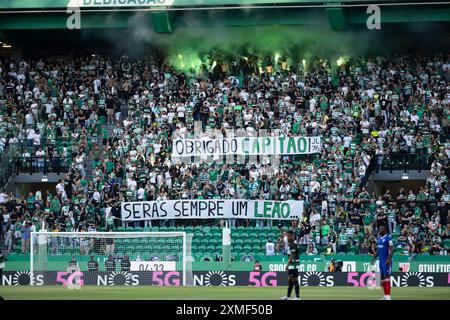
[0,0,449,32]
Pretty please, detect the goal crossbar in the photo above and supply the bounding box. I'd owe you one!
[30,231,192,286]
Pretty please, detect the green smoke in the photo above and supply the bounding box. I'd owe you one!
[157,25,379,73]
[167,49,205,76]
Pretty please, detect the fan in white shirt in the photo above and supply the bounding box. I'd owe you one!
[137,187,146,200]
[56,181,65,194]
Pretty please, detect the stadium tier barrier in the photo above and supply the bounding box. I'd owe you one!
[4,253,450,272]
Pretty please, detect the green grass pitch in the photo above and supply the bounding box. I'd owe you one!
[0,286,449,300]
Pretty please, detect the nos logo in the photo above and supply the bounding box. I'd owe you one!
[300,272,334,287]
[107,271,138,286]
[1,271,44,286]
[398,272,433,287]
[194,271,236,286]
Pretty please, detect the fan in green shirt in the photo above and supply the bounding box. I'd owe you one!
[366,202,377,214]
[50,197,61,213]
[209,169,219,183]
[363,212,374,226]
[321,224,331,237]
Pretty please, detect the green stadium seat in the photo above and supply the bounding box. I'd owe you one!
[243,245,252,252]
[249,232,258,239]
[159,226,168,232]
[215,245,222,252]
[209,239,218,246]
[211,226,220,233]
[233,245,243,252]
[443,239,450,249]
[153,245,163,252]
[143,226,152,232]
[240,232,249,239]
[203,233,213,241]
[258,232,268,240]
[168,226,177,232]
[134,227,143,232]
[202,226,211,233]
[252,239,262,246]
[251,245,260,252]
[125,227,134,232]
[194,252,203,261]
[198,245,207,252]
[139,237,148,244]
[131,238,140,244]
[234,239,244,246]
[135,244,145,252]
[253,225,263,232]
[232,232,241,239]
[270,231,279,238]
[237,226,245,232]
[194,231,203,238]
[248,252,260,260]
[185,226,194,233]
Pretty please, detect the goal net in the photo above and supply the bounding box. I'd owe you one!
[30,231,193,287]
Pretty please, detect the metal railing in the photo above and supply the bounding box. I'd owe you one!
[374,153,431,173]
[15,156,73,175]
[0,158,17,192]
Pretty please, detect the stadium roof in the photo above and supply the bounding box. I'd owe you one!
[0,0,446,10]
[0,0,448,32]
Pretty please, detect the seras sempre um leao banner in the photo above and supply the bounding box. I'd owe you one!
[121,199,303,221]
[171,136,321,157]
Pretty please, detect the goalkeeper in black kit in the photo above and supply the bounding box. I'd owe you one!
[281,230,300,300]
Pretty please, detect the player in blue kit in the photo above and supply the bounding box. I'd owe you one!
[370,225,394,300]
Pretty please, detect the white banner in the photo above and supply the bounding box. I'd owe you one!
[121,199,303,221]
[130,261,176,272]
[171,136,321,157]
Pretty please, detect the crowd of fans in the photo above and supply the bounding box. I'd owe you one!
[0,51,449,257]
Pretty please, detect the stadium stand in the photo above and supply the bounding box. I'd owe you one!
[0,52,449,263]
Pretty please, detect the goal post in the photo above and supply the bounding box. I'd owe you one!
[30,231,193,286]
